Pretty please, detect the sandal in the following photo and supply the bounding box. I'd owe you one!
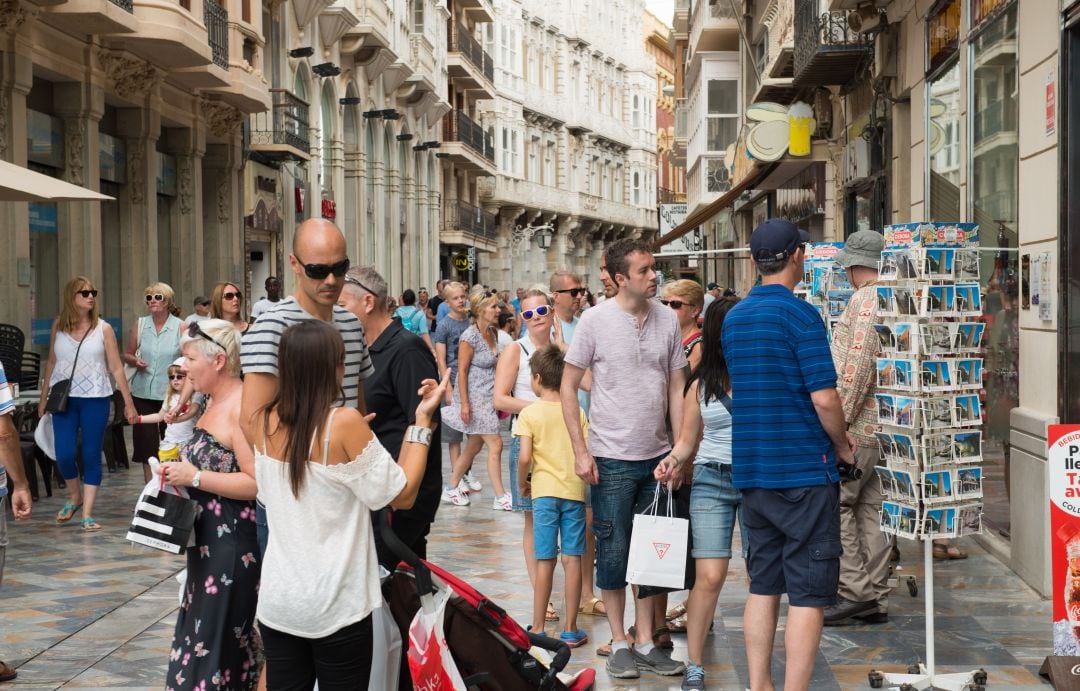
[81,517,102,532]
[666,613,688,633]
[56,502,81,524]
[596,639,612,657]
[578,596,607,617]
[627,626,674,651]
[545,602,559,622]
[932,542,967,560]
[666,600,688,621]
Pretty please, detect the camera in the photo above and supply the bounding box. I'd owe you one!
[838,462,863,483]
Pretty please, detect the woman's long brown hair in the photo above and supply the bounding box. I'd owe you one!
[261,320,345,497]
[57,276,99,334]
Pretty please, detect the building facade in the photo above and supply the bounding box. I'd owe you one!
[645,10,685,206]
[472,0,658,292]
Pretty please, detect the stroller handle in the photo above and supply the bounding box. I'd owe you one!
[526,632,572,689]
[376,508,435,597]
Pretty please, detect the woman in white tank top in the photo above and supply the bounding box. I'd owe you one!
[251,320,447,690]
[38,276,136,531]
[493,290,555,603]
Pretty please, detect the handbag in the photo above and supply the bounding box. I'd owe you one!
[407,584,467,691]
[45,326,90,414]
[637,483,696,598]
[626,482,690,590]
[122,317,143,384]
[126,459,197,554]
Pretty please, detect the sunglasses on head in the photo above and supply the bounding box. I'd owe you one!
[168,374,186,381]
[145,293,165,302]
[187,321,228,353]
[554,288,585,297]
[77,289,99,298]
[660,299,689,309]
[522,305,551,320]
[295,255,350,280]
[222,291,242,301]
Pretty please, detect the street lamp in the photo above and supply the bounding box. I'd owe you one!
[535,226,554,249]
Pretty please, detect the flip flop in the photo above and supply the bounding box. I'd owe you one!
[56,502,81,524]
[932,543,967,560]
[81,517,102,532]
[578,596,607,617]
[596,640,612,657]
[627,626,674,651]
[666,600,688,621]
[545,602,559,622]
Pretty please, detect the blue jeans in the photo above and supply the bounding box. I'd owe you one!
[591,454,664,590]
[52,396,111,486]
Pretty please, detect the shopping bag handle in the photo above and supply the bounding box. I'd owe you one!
[376,508,435,597]
[642,482,675,518]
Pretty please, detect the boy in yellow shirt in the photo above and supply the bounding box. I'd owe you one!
[516,344,589,648]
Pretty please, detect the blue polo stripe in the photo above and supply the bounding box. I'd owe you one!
[721,284,839,489]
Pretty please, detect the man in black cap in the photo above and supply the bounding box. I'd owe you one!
[702,282,721,311]
[720,218,855,691]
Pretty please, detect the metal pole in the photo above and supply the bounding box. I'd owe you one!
[924,536,935,678]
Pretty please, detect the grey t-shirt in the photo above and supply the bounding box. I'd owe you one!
[240,297,374,406]
[433,314,470,380]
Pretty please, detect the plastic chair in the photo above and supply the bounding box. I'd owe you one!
[20,351,40,391]
[0,344,20,389]
[0,324,25,353]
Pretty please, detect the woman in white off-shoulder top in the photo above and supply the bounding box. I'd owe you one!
[252,319,448,690]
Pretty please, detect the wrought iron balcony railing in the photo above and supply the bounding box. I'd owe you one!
[204,0,229,70]
[443,110,495,162]
[445,200,496,239]
[249,89,310,159]
[449,23,495,84]
[793,0,871,87]
[108,0,133,12]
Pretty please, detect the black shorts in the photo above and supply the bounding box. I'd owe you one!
[741,483,841,608]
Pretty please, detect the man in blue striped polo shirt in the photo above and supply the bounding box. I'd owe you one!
[722,218,856,691]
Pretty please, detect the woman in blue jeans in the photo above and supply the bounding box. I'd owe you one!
[39,277,137,531]
[654,295,742,690]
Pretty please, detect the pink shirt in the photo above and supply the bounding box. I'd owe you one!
[565,298,687,460]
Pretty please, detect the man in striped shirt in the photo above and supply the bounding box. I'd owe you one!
[721,218,855,691]
[240,218,375,555]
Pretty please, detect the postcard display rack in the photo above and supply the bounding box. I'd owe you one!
[797,242,854,334]
[868,222,989,691]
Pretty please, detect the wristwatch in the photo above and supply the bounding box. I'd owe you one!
[405,425,433,446]
[191,470,203,488]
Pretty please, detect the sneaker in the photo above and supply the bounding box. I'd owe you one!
[457,479,471,495]
[632,646,686,676]
[605,647,640,679]
[463,471,482,492]
[492,493,513,511]
[441,487,470,506]
[559,629,589,649]
[681,663,705,690]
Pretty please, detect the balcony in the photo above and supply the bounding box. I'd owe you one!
[658,187,686,204]
[766,0,795,78]
[442,110,496,174]
[45,0,139,36]
[454,0,493,24]
[447,23,495,97]
[691,0,739,52]
[123,0,215,68]
[673,0,689,36]
[341,0,392,54]
[249,89,310,162]
[167,0,231,89]
[793,0,872,87]
[442,200,497,251]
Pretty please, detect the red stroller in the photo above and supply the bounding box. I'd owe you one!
[379,513,596,690]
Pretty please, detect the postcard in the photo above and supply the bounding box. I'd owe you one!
[924,507,958,538]
[925,285,955,316]
[876,287,896,316]
[955,359,983,388]
[953,431,982,463]
[955,323,986,351]
[925,397,954,429]
[957,467,983,499]
[955,282,982,315]
[957,503,983,536]
[894,396,917,428]
[920,360,952,391]
[895,287,919,316]
[955,249,980,280]
[923,470,955,503]
[954,394,982,427]
[876,394,896,425]
[877,359,896,388]
[875,466,897,498]
[892,433,916,461]
[924,249,955,279]
[921,324,953,355]
[875,432,897,462]
[896,503,921,538]
[891,468,919,502]
[921,433,954,467]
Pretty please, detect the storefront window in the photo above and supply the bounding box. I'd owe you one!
[927,59,961,221]
[970,3,1018,536]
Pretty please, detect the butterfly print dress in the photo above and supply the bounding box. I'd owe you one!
[167,428,262,691]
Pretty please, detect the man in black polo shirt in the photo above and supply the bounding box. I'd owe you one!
[339,265,442,565]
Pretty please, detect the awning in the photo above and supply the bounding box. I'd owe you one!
[652,161,778,251]
[0,159,114,202]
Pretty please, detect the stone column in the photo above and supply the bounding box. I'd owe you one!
[0,38,33,330]
[162,127,206,303]
[115,106,161,330]
[200,99,245,291]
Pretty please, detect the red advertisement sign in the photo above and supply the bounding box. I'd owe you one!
[1050,425,1080,654]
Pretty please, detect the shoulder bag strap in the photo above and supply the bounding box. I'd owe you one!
[67,323,91,379]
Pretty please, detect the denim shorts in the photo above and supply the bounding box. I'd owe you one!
[741,483,841,608]
[532,496,586,559]
[508,435,532,512]
[690,463,745,559]
[590,454,664,590]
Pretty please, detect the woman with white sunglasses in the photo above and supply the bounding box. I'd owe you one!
[124,282,184,481]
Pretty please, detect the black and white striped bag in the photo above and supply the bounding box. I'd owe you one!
[126,480,197,554]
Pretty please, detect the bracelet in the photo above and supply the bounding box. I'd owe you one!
[405,425,432,446]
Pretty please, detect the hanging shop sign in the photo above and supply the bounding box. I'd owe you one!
[451,253,469,272]
[658,203,691,253]
[1049,425,1080,655]
[321,197,337,220]
[744,102,815,162]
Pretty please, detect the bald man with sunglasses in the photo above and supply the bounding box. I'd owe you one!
[239,219,375,556]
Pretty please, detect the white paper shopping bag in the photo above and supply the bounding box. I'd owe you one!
[626,483,689,589]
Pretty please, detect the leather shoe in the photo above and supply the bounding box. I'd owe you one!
[823,596,879,625]
[0,660,18,682]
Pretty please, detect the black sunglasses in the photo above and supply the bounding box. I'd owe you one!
[343,275,380,296]
[168,374,187,381]
[145,293,165,302]
[553,288,585,297]
[187,321,228,353]
[521,305,551,320]
[660,299,689,309]
[294,255,350,280]
[222,291,242,301]
[77,289,99,298]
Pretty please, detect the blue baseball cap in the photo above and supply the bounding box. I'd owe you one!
[750,218,811,265]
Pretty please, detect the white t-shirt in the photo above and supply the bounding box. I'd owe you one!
[250,298,279,321]
[255,412,405,638]
[497,329,512,354]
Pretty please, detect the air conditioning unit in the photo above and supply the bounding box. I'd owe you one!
[873,26,898,80]
[843,138,871,185]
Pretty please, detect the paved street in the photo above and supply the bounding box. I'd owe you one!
[0,444,1052,690]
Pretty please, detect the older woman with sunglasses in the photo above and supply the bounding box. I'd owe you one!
[211,281,249,334]
[662,279,706,373]
[125,282,184,481]
[39,277,137,531]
